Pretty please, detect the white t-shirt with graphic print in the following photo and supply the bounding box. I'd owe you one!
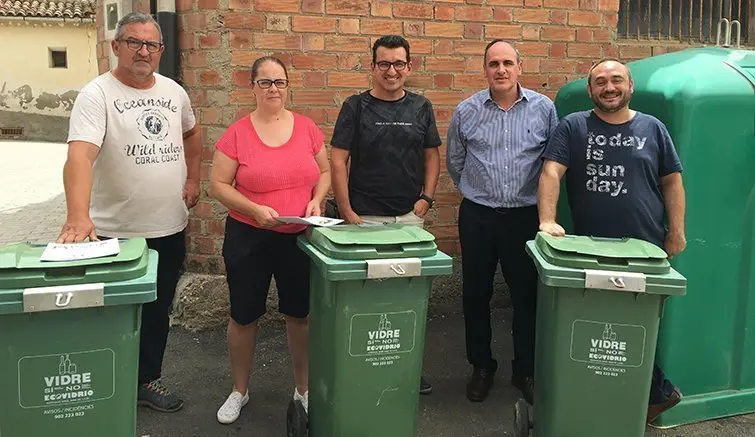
[67,72,196,239]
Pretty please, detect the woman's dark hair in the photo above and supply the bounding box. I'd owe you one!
[250,56,289,82]
[372,35,411,64]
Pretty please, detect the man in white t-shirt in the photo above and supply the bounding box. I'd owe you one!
[57,12,201,413]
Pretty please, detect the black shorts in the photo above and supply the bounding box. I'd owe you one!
[222,216,310,325]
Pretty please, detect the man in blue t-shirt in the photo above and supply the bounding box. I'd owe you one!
[537,58,687,423]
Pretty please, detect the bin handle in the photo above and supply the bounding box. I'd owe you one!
[390,264,406,275]
[588,236,627,242]
[374,244,406,256]
[43,266,88,282]
[595,256,630,267]
[610,277,626,288]
[585,269,646,293]
[55,292,74,307]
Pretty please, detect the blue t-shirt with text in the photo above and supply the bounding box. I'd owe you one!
[542,111,683,247]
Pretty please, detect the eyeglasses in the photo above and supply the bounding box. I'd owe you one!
[118,38,163,53]
[375,61,408,71]
[254,79,289,89]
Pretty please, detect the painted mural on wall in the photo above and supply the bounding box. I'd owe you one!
[0,82,78,117]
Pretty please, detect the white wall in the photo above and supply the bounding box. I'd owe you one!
[0,22,98,117]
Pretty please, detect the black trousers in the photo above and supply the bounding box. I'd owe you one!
[459,199,539,378]
[139,230,186,384]
[651,364,676,404]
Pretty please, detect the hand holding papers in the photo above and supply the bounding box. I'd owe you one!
[276,216,344,227]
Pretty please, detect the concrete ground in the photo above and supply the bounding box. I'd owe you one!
[137,308,755,437]
[0,140,68,245]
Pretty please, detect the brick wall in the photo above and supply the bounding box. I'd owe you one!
[98,0,699,274]
[95,1,108,73]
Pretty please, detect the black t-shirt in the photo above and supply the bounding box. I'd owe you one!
[331,90,442,216]
[542,111,683,247]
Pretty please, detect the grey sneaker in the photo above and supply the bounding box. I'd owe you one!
[138,379,184,413]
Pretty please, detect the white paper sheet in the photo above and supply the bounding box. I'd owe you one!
[40,238,121,262]
[276,216,344,227]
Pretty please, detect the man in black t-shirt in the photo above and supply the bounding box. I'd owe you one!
[330,35,442,395]
[331,35,442,227]
[538,58,687,424]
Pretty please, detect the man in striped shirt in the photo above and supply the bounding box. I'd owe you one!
[446,39,558,405]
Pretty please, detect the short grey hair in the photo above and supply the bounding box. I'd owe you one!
[115,12,163,42]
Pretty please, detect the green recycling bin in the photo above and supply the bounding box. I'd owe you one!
[291,224,453,436]
[0,238,157,437]
[513,232,686,437]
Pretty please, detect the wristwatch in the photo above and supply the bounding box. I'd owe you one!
[420,194,435,207]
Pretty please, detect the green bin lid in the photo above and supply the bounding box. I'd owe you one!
[535,232,670,274]
[0,238,149,289]
[305,224,437,260]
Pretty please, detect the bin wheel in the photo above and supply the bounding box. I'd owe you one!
[513,399,532,437]
[286,399,308,437]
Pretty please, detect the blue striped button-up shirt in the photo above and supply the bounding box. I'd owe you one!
[446,86,559,208]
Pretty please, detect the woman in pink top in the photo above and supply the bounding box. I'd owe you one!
[209,56,331,424]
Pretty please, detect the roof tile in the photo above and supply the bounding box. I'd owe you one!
[0,0,96,19]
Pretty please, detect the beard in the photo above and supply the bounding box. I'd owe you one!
[590,90,631,113]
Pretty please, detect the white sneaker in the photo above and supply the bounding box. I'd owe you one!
[217,390,249,424]
[293,388,308,414]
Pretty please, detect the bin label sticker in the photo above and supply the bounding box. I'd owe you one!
[17,348,115,413]
[349,311,416,367]
[570,320,646,372]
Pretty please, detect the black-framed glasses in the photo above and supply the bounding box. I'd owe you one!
[254,79,289,89]
[118,38,163,53]
[375,60,408,71]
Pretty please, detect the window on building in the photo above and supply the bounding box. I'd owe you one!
[49,48,68,69]
[618,0,751,44]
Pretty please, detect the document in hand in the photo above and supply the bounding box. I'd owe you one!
[276,216,344,227]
